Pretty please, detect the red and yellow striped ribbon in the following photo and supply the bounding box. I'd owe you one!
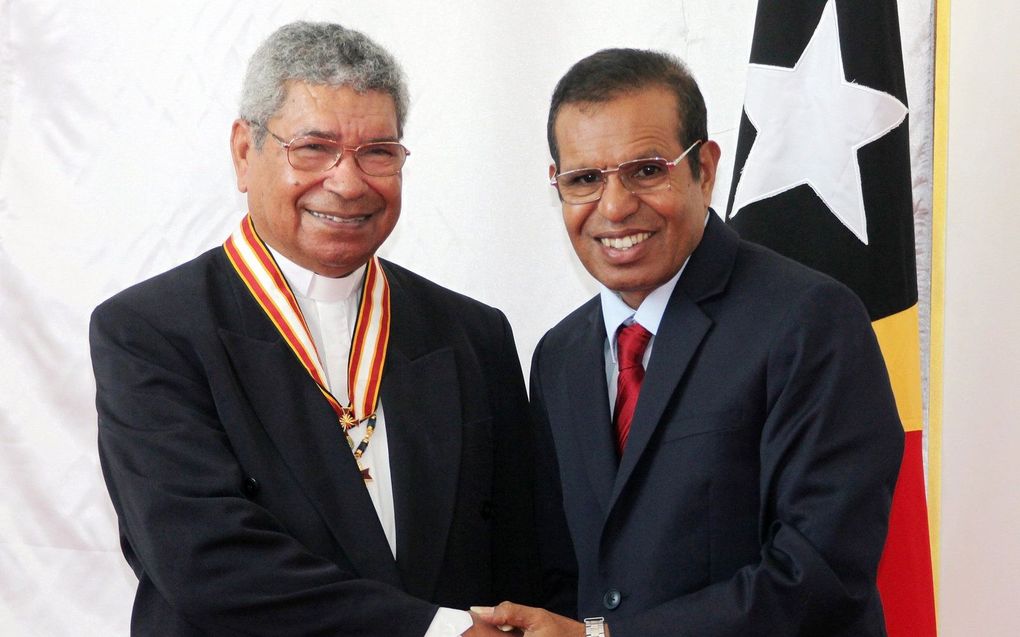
[223,215,390,430]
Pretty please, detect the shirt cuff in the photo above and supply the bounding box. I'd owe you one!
[424,607,474,637]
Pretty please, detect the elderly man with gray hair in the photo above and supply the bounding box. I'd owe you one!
[91,22,542,636]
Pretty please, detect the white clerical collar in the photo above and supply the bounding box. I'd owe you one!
[267,246,367,302]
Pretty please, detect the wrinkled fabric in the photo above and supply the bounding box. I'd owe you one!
[0,1,934,634]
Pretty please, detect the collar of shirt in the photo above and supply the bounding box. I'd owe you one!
[600,210,710,364]
[600,265,683,365]
[264,246,366,396]
[267,246,366,303]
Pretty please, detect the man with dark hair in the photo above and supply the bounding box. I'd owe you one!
[475,48,902,636]
[91,22,535,636]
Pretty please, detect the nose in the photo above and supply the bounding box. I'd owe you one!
[598,172,639,222]
[322,153,368,198]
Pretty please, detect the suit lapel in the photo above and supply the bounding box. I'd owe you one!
[560,300,618,514]
[217,255,402,587]
[607,213,739,513]
[609,292,711,505]
[379,263,462,600]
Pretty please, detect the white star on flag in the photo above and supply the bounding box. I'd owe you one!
[729,0,907,245]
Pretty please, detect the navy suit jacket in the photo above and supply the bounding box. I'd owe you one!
[531,213,903,636]
[91,250,538,636]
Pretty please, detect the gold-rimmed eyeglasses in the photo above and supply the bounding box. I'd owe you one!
[550,140,703,204]
[253,122,410,177]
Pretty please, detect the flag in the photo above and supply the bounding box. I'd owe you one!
[725,1,936,635]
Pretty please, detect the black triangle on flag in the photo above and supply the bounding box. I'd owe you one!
[725,0,916,322]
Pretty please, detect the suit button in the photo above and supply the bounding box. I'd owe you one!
[603,589,621,610]
[480,500,493,520]
[243,477,260,496]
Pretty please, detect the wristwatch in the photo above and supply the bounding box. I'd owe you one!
[583,616,606,637]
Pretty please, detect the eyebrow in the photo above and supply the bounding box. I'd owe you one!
[293,129,400,144]
[562,149,671,172]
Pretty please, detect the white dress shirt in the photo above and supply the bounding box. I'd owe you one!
[269,249,473,637]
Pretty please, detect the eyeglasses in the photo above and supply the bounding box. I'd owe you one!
[550,140,703,204]
[253,122,410,176]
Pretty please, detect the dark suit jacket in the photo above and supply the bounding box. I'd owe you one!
[531,213,904,636]
[91,250,538,636]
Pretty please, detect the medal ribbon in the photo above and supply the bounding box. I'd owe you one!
[223,214,390,435]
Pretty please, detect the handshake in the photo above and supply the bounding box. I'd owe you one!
[465,603,605,637]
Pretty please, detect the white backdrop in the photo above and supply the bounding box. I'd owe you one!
[939,1,1020,634]
[0,1,933,633]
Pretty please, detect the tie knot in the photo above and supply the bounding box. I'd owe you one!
[617,322,651,371]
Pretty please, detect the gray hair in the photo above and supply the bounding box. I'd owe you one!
[239,21,409,147]
[548,48,707,179]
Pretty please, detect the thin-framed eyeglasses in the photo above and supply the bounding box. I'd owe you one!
[550,140,703,204]
[252,122,410,177]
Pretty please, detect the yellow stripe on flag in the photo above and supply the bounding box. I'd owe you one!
[871,304,923,432]
[927,0,951,600]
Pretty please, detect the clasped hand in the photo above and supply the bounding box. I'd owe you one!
[465,602,589,637]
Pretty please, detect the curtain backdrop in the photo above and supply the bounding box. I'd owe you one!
[0,1,933,633]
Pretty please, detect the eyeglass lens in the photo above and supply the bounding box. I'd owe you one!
[286,138,407,176]
[557,158,672,204]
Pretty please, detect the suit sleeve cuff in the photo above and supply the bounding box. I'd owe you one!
[424,607,473,637]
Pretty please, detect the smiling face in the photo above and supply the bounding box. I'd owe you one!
[230,81,402,277]
[551,86,720,308]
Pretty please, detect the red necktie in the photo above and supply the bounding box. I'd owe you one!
[613,322,652,454]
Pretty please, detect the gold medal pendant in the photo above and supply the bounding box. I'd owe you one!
[339,407,358,431]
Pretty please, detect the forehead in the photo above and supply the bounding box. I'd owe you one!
[271,81,399,138]
[554,87,682,169]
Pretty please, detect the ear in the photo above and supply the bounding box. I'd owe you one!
[548,162,558,181]
[230,119,254,194]
[695,140,722,202]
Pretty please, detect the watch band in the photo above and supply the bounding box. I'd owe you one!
[583,616,606,637]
